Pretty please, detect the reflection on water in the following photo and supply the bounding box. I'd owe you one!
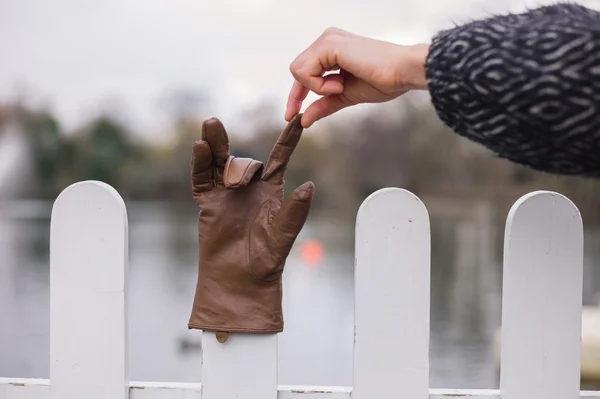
[0,202,599,388]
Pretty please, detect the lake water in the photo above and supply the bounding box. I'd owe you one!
[1,201,599,389]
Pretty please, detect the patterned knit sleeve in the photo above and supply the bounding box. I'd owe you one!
[425,3,600,177]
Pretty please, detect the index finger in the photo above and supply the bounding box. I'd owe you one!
[285,80,309,122]
[262,114,303,183]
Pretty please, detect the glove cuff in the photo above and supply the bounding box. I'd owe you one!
[187,322,283,334]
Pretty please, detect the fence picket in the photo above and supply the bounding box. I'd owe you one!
[500,191,584,399]
[353,188,431,399]
[201,332,277,399]
[1,182,597,399]
[49,181,129,399]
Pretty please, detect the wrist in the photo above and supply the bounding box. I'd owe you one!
[403,43,429,90]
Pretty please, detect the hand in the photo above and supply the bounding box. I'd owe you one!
[188,114,314,342]
[286,28,430,128]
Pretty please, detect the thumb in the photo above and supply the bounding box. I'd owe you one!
[271,181,315,251]
[303,94,349,128]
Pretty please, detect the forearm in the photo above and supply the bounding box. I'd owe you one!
[424,3,600,177]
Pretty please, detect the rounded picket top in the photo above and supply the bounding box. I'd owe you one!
[52,180,127,222]
[501,190,583,399]
[356,187,429,225]
[354,187,430,399]
[50,180,129,399]
[506,190,582,232]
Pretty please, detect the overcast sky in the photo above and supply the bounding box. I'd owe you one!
[1,0,598,139]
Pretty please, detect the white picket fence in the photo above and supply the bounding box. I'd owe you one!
[1,180,599,399]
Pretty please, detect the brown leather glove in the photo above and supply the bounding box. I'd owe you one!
[188,114,314,342]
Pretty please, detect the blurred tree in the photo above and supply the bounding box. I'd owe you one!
[76,117,138,189]
[3,98,600,224]
[18,108,66,197]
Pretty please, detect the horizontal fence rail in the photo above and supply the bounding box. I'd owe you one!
[1,181,599,399]
[1,379,600,398]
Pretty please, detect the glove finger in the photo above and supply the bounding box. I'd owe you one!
[262,114,303,184]
[191,140,214,196]
[223,156,264,189]
[271,181,314,254]
[202,117,230,168]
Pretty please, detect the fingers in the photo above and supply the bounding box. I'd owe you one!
[285,81,309,122]
[288,30,345,97]
[262,114,304,184]
[322,73,345,93]
[302,94,350,128]
[191,140,214,195]
[202,117,230,167]
[289,63,345,97]
[285,28,350,125]
[285,74,345,123]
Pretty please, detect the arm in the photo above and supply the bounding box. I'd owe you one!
[287,3,600,177]
[426,3,600,177]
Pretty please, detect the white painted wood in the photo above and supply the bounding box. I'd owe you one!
[129,381,201,399]
[0,378,600,399]
[49,181,129,399]
[4,185,599,399]
[201,332,277,399]
[277,385,351,399]
[1,379,600,399]
[353,188,431,399]
[429,390,498,398]
[0,379,50,399]
[500,191,584,399]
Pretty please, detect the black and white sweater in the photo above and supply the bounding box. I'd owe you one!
[425,3,600,177]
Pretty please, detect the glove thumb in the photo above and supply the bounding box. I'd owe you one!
[223,156,264,189]
[271,181,315,252]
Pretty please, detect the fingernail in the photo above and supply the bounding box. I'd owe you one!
[296,182,315,201]
[303,181,315,196]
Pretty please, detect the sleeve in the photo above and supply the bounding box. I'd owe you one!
[425,3,600,177]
